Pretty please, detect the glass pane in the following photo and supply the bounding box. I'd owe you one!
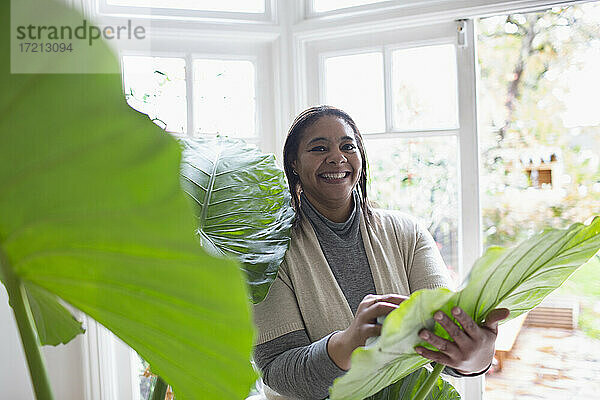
[392,44,458,131]
[136,353,153,400]
[366,136,459,278]
[313,0,390,13]
[122,56,187,133]
[193,59,256,137]
[324,52,385,134]
[107,0,265,13]
[478,3,600,399]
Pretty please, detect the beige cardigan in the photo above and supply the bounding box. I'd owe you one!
[253,208,451,398]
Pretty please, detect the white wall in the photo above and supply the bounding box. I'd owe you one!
[0,285,85,400]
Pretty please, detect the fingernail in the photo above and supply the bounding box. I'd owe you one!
[420,331,429,339]
[434,311,443,321]
[452,307,461,316]
[415,347,423,354]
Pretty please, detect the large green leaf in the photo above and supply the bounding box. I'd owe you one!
[330,289,455,400]
[456,217,600,323]
[180,137,294,303]
[0,1,255,399]
[330,219,600,399]
[24,283,85,346]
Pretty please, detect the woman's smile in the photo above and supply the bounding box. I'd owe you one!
[318,171,352,182]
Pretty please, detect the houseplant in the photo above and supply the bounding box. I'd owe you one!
[2,1,599,400]
[1,1,256,399]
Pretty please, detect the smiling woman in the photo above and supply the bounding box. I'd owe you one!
[288,109,366,223]
[251,106,508,399]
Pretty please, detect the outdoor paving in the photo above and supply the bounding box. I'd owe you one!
[484,326,600,400]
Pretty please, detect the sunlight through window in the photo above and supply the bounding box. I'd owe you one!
[324,52,385,134]
[193,59,256,137]
[122,55,187,133]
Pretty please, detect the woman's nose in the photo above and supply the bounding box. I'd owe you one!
[327,149,347,164]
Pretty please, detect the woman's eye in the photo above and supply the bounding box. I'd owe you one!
[342,143,356,151]
[310,146,327,152]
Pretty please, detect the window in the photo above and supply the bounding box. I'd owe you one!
[477,4,600,399]
[193,59,256,137]
[312,0,391,13]
[106,0,265,13]
[315,23,463,278]
[121,56,258,140]
[324,52,385,133]
[121,56,187,133]
[391,44,458,131]
[365,137,459,272]
[97,0,273,23]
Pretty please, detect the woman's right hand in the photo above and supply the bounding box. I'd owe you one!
[327,294,408,370]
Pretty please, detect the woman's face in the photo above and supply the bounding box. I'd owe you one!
[292,116,362,211]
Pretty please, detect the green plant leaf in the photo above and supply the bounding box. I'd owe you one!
[365,368,460,400]
[0,1,255,399]
[180,137,294,303]
[330,219,600,399]
[24,283,85,346]
[330,289,455,400]
[457,217,600,323]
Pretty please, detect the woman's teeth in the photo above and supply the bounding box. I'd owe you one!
[320,172,349,179]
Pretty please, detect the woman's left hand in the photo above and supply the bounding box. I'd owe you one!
[414,307,510,374]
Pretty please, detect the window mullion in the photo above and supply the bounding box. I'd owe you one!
[455,17,483,400]
[383,45,393,133]
[185,54,194,137]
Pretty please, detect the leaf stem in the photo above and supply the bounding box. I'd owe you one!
[151,376,168,400]
[413,363,445,400]
[0,248,54,400]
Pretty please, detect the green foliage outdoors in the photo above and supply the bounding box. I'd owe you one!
[478,4,600,340]
[330,219,600,400]
[478,5,600,247]
[0,1,255,399]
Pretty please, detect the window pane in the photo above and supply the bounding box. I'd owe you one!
[478,4,600,399]
[324,52,385,134]
[366,136,459,276]
[392,44,458,131]
[193,59,256,137]
[107,0,265,13]
[122,56,187,133]
[136,352,153,400]
[313,0,390,13]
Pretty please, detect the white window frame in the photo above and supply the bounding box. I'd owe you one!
[65,1,591,400]
[316,38,460,135]
[303,19,480,397]
[80,314,140,400]
[305,0,454,19]
[115,35,277,153]
[95,0,278,24]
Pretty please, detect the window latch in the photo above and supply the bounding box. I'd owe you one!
[457,20,467,47]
